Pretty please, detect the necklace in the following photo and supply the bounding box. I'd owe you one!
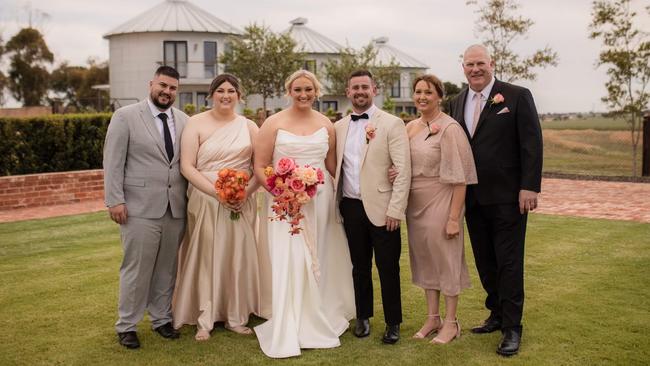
[419,110,442,127]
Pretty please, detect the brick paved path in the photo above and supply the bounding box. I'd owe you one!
[0,178,648,224]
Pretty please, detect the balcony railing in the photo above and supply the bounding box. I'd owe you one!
[156,61,218,79]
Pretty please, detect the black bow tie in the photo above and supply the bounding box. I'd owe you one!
[351,113,369,122]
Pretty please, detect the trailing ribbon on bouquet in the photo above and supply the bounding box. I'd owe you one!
[265,157,326,282]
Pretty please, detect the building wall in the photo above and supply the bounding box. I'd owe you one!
[107,31,233,109]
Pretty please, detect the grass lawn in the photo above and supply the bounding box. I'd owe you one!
[0,212,648,365]
[540,117,643,176]
[541,116,630,131]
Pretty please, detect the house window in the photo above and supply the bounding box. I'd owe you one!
[179,92,193,109]
[164,41,188,77]
[390,79,401,98]
[197,92,209,109]
[405,106,417,116]
[204,41,217,78]
[322,100,338,112]
[303,60,316,74]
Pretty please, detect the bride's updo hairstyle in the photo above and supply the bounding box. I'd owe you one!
[208,73,243,99]
[284,69,323,98]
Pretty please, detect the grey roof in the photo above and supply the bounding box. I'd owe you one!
[285,17,343,54]
[372,37,427,69]
[104,0,242,38]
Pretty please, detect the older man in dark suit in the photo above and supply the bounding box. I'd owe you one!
[448,44,543,357]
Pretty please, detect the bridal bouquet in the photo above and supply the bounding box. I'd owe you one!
[265,157,325,235]
[214,168,250,220]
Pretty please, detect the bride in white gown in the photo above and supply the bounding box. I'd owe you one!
[253,70,355,358]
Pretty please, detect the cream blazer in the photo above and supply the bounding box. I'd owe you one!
[334,109,411,226]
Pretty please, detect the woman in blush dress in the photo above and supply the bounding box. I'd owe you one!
[253,70,355,358]
[172,74,271,341]
[393,74,477,344]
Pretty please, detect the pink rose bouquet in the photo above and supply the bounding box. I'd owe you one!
[265,157,325,235]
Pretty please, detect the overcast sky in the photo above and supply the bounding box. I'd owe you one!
[1,0,648,113]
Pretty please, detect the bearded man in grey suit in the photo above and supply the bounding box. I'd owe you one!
[103,66,189,349]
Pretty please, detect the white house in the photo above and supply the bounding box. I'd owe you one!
[103,0,242,108]
[104,0,428,114]
[372,36,428,116]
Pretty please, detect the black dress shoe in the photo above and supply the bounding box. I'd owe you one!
[471,315,502,334]
[381,324,400,344]
[154,322,180,339]
[117,331,140,349]
[354,318,370,338]
[497,327,522,356]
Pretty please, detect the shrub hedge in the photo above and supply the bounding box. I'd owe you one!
[0,113,112,176]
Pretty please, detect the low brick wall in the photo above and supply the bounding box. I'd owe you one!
[0,170,104,211]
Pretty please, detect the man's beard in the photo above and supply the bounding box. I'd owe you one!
[151,91,174,109]
[351,93,371,110]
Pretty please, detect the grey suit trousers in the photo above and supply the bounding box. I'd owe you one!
[115,208,186,333]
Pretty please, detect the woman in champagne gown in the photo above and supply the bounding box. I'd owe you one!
[253,70,355,358]
[404,74,477,344]
[173,74,271,340]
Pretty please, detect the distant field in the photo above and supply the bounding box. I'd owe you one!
[541,117,630,130]
[540,118,642,176]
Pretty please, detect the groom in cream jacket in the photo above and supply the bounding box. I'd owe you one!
[334,70,411,344]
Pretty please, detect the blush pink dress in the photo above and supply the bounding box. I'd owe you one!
[406,115,477,296]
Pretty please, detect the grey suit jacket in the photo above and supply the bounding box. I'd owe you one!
[103,99,189,219]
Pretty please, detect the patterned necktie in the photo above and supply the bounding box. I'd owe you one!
[158,113,174,161]
[471,92,482,137]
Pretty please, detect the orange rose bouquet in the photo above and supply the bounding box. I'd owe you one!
[214,168,250,220]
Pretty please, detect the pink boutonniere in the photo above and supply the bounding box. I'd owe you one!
[490,93,505,106]
[424,122,441,141]
[365,124,376,144]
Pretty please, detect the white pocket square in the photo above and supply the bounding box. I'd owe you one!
[497,107,510,114]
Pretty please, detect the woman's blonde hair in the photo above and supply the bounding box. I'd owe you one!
[284,69,323,97]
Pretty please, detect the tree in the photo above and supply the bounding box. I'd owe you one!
[51,58,109,111]
[5,27,53,106]
[220,24,304,112]
[590,0,650,177]
[467,0,558,82]
[442,81,466,113]
[0,36,6,105]
[322,43,400,96]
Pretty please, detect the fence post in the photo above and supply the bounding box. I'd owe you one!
[641,111,650,177]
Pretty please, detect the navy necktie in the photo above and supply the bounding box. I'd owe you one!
[158,113,174,161]
[351,113,369,121]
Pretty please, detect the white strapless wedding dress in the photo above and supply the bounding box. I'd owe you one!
[255,127,355,358]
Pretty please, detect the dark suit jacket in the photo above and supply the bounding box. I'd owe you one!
[448,79,543,205]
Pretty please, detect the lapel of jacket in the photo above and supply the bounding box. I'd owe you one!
[474,79,503,137]
[455,88,471,138]
[336,116,351,178]
[170,108,183,164]
[138,99,169,162]
[360,110,381,168]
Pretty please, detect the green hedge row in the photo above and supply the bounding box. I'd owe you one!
[0,113,112,176]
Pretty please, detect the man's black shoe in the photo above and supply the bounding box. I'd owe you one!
[354,318,370,338]
[154,322,180,339]
[117,331,140,349]
[381,324,400,344]
[471,314,502,334]
[497,327,522,356]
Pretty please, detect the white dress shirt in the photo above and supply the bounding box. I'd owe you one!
[342,104,377,199]
[147,98,176,144]
[464,76,496,134]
